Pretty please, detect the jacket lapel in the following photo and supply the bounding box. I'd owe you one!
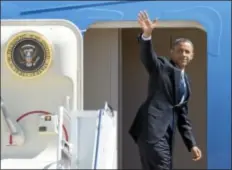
[170,60,192,104]
[184,74,191,101]
[170,60,181,105]
[174,68,181,104]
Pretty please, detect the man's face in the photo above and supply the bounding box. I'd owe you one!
[170,42,194,69]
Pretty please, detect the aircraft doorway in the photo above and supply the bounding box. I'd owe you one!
[83,23,207,169]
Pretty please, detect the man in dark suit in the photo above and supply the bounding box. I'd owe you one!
[129,11,202,170]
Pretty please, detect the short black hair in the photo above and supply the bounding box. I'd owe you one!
[171,38,194,49]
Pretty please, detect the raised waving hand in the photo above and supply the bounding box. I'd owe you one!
[138,11,158,38]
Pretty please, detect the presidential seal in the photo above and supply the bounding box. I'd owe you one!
[5,31,52,78]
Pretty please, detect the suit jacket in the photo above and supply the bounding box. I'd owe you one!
[129,34,196,152]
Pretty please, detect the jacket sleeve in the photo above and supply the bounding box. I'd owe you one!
[138,34,162,74]
[177,103,197,152]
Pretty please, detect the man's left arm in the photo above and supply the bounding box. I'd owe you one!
[177,103,197,152]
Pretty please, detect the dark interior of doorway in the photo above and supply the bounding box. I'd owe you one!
[120,27,207,169]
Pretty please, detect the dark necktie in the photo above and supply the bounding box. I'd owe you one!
[179,72,186,103]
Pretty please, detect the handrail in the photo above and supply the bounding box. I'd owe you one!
[57,96,72,169]
[57,106,64,169]
[93,102,115,169]
[93,109,103,169]
[1,96,25,146]
[1,97,17,134]
[56,98,116,169]
[61,107,71,121]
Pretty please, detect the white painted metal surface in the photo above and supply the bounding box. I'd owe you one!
[1,98,117,169]
[1,20,117,169]
[1,20,82,160]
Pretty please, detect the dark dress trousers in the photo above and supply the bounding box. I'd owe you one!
[129,34,197,170]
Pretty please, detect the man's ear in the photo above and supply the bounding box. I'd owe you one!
[170,49,173,54]
[191,52,195,60]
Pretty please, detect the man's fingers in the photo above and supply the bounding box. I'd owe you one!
[197,149,202,158]
[141,12,147,21]
[138,11,151,28]
[192,155,200,161]
[143,10,149,20]
[152,17,159,27]
[139,11,148,21]
[193,154,201,161]
[153,17,159,24]
[137,16,142,23]
[195,150,200,157]
[137,13,143,25]
[192,149,202,161]
[138,12,145,25]
[193,156,200,161]
[138,10,157,29]
[196,148,201,157]
[138,13,142,20]
[137,15,145,28]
